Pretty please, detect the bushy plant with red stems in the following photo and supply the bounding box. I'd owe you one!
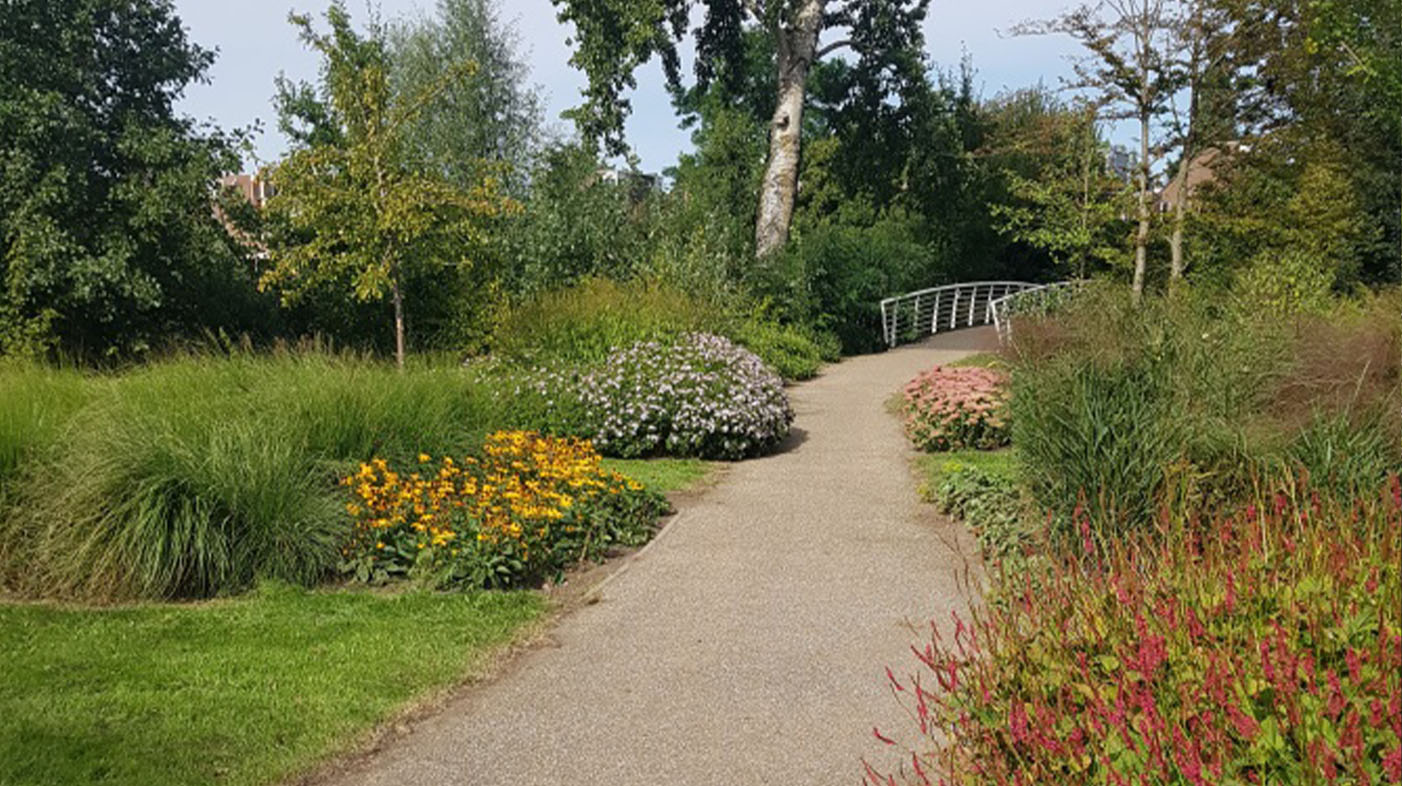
[867,476,1402,786]
[901,366,1010,452]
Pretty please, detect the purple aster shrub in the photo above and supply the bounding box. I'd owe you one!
[525,333,794,460]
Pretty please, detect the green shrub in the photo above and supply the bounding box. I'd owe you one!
[919,452,1031,566]
[1004,283,1397,534]
[491,278,716,365]
[776,218,944,355]
[491,277,833,381]
[728,318,832,381]
[1236,247,1335,316]
[0,352,499,600]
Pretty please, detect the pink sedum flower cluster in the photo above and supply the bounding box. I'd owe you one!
[900,366,1010,452]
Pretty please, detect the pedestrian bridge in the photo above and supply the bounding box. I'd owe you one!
[878,280,1075,347]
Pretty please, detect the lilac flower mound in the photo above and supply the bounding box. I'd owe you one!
[537,333,794,460]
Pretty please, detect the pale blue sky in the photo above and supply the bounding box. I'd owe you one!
[174,0,1088,173]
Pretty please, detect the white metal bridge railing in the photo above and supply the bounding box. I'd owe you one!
[879,281,1039,347]
[879,280,1079,347]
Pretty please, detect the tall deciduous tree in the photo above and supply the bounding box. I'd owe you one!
[0,0,264,357]
[388,0,544,194]
[1017,0,1179,300]
[551,0,930,259]
[989,94,1129,279]
[1164,0,1236,285]
[261,3,515,368]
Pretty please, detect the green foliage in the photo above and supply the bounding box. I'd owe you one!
[918,451,1031,566]
[388,0,543,194]
[726,318,832,381]
[491,278,714,365]
[502,144,657,295]
[0,0,270,358]
[1235,248,1335,317]
[0,583,542,786]
[1006,283,1400,536]
[778,215,943,354]
[875,479,1402,785]
[986,92,1129,279]
[491,277,830,382]
[0,351,501,600]
[260,3,515,365]
[1203,0,1400,286]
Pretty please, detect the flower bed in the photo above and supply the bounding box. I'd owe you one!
[341,430,667,588]
[867,478,1402,785]
[520,333,794,460]
[900,366,1010,451]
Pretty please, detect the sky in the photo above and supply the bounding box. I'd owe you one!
[174,0,1086,173]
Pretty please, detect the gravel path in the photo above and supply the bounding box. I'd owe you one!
[327,327,999,786]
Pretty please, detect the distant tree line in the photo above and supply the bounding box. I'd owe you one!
[1,0,1395,361]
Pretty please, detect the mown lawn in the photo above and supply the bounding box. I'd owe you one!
[0,457,714,786]
[603,457,716,494]
[0,583,543,786]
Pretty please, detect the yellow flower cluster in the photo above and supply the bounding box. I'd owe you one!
[342,431,643,580]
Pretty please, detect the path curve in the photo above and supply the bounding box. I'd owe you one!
[328,327,1000,786]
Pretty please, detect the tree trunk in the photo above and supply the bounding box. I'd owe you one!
[1168,150,1190,286]
[754,0,824,259]
[390,275,406,370]
[1133,108,1151,302]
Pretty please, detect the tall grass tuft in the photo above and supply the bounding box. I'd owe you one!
[0,351,499,600]
[489,276,835,381]
[0,362,95,490]
[1005,282,1399,536]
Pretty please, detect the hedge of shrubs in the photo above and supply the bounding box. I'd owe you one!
[900,366,1010,452]
[868,478,1402,786]
[342,431,666,588]
[513,333,794,460]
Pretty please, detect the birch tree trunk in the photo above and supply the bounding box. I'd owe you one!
[1168,151,1189,284]
[1133,107,1151,302]
[754,0,824,259]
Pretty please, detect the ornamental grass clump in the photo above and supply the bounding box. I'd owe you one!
[342,430,666,588]
[518,333,793,460]
[866,477,1402,786]
[901,366,1010,452]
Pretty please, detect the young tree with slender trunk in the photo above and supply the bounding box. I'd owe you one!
[551,0,930,260]
[1165,0,1238,287]
[260,3,516,368]
[1016,0,1178,301]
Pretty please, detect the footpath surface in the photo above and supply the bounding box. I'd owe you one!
[328,327,1000,786]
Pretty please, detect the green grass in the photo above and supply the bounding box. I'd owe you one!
[916,448,1019,501]
[0,352,501,600]
[603,457,717,494]
[0,582,543,786]
[946,352,1005,370]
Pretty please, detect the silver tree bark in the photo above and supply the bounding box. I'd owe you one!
[754,0,824,259]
